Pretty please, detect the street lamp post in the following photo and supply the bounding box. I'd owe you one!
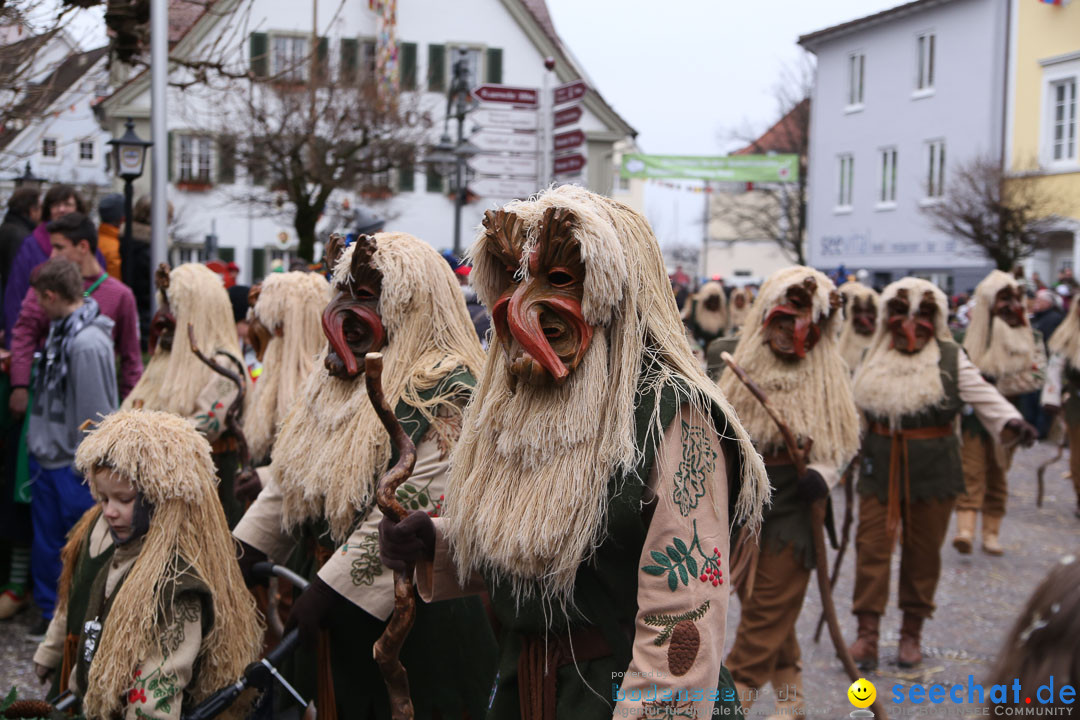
[425,50,479,257]
[12,162,46,189]
[106,117,152,288]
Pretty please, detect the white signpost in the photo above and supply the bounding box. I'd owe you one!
[468,154,539,177]
[472,107,539,131]
[472,130,538,153]
[471,176,542,199]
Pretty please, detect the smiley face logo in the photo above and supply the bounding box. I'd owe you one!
[848,678,876,708]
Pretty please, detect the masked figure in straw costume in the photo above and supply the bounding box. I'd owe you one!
[682,280,727,348]
[121,263,251,527]
[243,271,331,466]
[955,270,1044,555]
[728,286,754,335]
[848,278,1032,671]
[379,185,769,720]
[838,281,879,374]
[718,266,861,717]
[32,410,262,720]
[232,232,497,719]
[1041,298,1080,520]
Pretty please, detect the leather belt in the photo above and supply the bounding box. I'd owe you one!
[869,422,953,541]
[519,625,616,720]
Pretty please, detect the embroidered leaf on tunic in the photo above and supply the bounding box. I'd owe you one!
[672,420,716,516]
[641,521,723,592]
[348,532,384,586]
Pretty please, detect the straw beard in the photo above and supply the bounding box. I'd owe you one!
[442,330,613,608]
[975,317,1037,379]
[852,337,945,430]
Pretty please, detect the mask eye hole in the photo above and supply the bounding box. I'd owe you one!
[354,287,376,300]
[547,269,575,288]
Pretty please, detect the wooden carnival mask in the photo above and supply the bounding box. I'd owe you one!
[850,294,878,336]
[992,284,1027,328]
[762,276,839,361]
[733,291,748,310]
[703,290,723,312]
[321,234,385,379]
[482,207,594,389]
[149,263,176,353]
[245,283,282,363]
[886,288,938,354]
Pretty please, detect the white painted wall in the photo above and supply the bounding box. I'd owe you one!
[803,0,1005,293]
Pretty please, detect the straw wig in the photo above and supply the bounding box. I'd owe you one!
[963,270,1036,378]
[74,410,262,720]
[837,281,880,372]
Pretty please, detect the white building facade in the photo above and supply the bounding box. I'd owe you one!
[800,0,1006,294]
[98,0,635,283]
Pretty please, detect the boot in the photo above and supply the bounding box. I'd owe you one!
[952,509,977,554]
[981,514,1004,556]
[897,613,924,668]
[848,612,880,671]
[733,680,757,711]
[767,667,805,719]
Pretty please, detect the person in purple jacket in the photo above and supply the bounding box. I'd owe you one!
[3,185,105,348]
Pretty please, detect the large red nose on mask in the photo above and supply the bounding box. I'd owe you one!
[493,287,592,385]
[148,309,175,355]
[765,304,816,359]
[887,316,919,350]
[321,301,385,377]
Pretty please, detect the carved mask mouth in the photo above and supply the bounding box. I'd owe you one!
[763,279,823,361]
[992,286,1027,328]
[852,299,877,336]
[321,234,384,379]
[483,207,595,390]
[887,291,937,354]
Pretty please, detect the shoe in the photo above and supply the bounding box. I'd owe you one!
[849,612,880,671]
[897,613,924,668]
[26,617,48,643]
[952,510,976,554]
[981,515,1005,556]
[0,589,28,620]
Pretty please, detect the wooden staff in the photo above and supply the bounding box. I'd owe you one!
[814,454,857,643]
[364,352,417,720]
[187,324,257,501]
[720,352,887,720]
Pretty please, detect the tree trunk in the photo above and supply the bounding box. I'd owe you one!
[295,203,320,262]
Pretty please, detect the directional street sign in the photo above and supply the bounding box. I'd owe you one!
[472,84,539,106]
[468,154,539,177]
[472,107,538,131]
[554,80,587,106]
[553,105,582,128]
[553,153,586,176]
[472,130,537,153]
[471,176,540,199]
[553,129,585,152]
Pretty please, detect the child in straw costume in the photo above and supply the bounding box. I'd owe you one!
[122,263,251,527]
[233,232,497,719]
[32,409,262,720]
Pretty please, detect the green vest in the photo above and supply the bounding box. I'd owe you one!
[757,464,820,570]
[483,378,745,720]
[286,368,499,720]
[858,340,965,503]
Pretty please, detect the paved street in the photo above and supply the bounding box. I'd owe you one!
[1,440,1077,715]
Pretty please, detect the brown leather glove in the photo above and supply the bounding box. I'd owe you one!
[285,575,347,650]
[378,510,436,573]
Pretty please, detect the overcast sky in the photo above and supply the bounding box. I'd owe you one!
[545,0,905,252]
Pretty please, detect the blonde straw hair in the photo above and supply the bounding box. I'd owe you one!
[272,232,485,542]
[443,185,768,608]
[74,410,262,720]
[121,264,247,414]
[963,270,1036,378]
[718,266,861,470]
[244,272,331,461]
[682,280,727,338]
[1049,303,1080,365]
[837,281,880,373]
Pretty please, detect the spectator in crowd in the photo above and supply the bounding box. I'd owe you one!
[2,185,103,347]
[25,257,117,639]
[0,189,40,294]
[1031,271,1047,291]
[1057,283,1073,314]
[95,193,124,280]
[227,282,261,381]
[8,213,141,420]
[1025,288,1066,437]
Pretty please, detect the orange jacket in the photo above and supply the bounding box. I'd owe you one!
[98,222,122,280]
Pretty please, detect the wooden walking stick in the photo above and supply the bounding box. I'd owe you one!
[365,352,418,720]
[814,454,856,643]
[720,352,886,720]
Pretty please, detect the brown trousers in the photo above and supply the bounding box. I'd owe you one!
[1067,421,1080,508]
[956,431,1012,517]
[852,493,953,618]
[725,544,811,689]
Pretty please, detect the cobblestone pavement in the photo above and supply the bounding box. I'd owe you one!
[1,441,1077,717]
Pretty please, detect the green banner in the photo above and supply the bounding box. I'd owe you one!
[620,153,799,183]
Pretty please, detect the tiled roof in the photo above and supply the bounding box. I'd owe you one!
[733,98,808,156]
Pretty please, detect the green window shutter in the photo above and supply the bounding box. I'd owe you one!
[250,32,268,77]
[398,162,415,192]
[167,130,174,182]
[425,167,443,193]
[218,247,235,263]
[400,42,417,90]
[427,44,445,92]
[485,48,502,84]
[341,37,358,83]
[217,135,236,184]
[251,247,267,281]
[316,36,329,84]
